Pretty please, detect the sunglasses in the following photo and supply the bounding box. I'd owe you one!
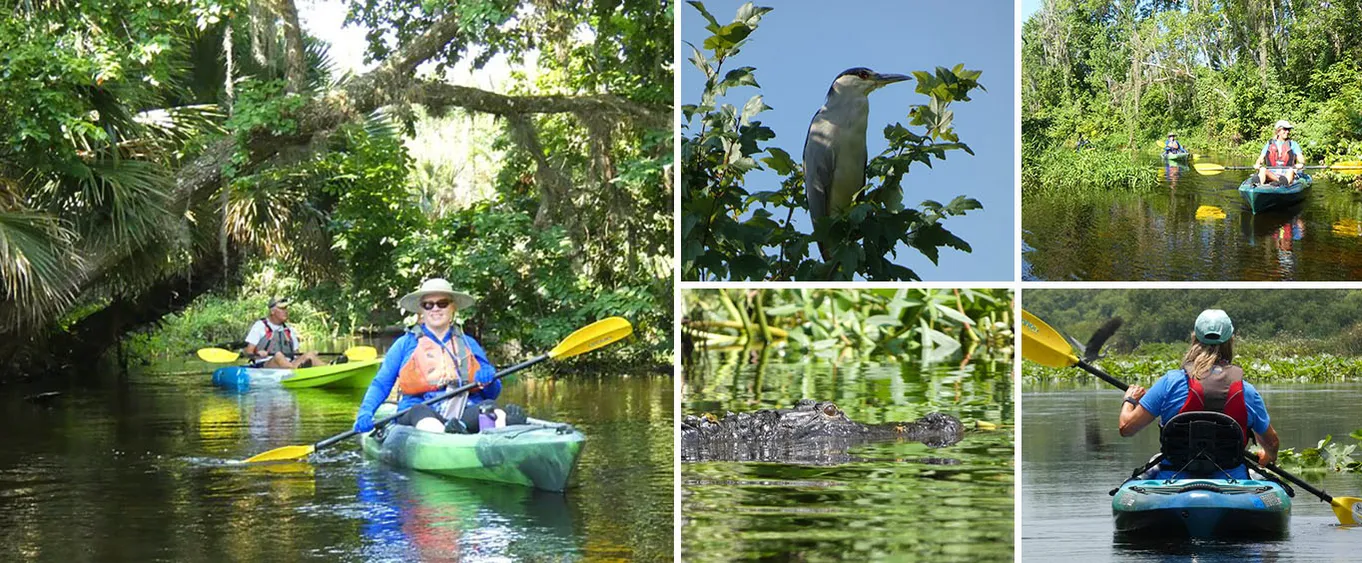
[421,299,453,311]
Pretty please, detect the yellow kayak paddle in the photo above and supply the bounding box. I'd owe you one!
[240,316,634,464]
[1021,309,1361,526]
[1194,160,1362,175]
[196,345,378,363]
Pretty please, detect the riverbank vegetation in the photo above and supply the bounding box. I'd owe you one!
[683,288,1012,365]
[0,0,673,381]
[1024,289,1362,384]
[1022,0,1362,192]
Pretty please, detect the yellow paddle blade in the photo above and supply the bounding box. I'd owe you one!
[1332,219,1362,238]
[1193,162,1227,175]
[1330,160,1362,169]
[1195,205,1226,221]
[1332,496,1362,526]
[344,345,378,361]
[1020,310,1080,368]
[548,316,634,359]
[197,347,241,363]
[243,444,315,464]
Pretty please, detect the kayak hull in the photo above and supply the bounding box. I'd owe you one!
[362,406,585,492]
[1112,479,1291,538]
[1239,172,1312,214]
[1164,151,1190,161]
[211,358,381,390]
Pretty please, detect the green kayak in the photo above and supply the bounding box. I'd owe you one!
[1163,150,1190,161]
[211,358,382,390]
[362,404,586,492]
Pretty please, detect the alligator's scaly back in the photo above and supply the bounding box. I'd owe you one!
[680,399,964,463]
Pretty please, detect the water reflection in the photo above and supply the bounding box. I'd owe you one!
[1023,154,1362,280]
[682,349,1014,562]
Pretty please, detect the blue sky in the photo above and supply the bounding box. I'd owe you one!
[682,0,1016,281]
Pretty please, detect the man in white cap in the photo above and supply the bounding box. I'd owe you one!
[1116,309,1280,479]
[243,297,323,369]
[352,278,511,434]
[1253,120,1304,186]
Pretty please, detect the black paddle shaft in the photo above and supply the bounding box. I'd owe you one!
[313,353,550,450]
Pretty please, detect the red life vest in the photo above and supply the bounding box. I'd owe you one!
[396,329,480,396]
[1177,364,1250,445]
[255,318,295,358]
[1265,141,1295,167]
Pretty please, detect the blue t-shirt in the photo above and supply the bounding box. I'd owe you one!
[356,328,500,422]
[1138,368,1270,480]
[1259,140,1302,165]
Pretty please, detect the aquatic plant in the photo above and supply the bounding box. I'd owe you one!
[1270,431,1362,473]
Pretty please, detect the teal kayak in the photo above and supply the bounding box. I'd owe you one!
[1112,478,1292,538]
[1239,172,1312,214]
[362,404,586,492]
[1164,150,1190,161]
[211,358,381,390]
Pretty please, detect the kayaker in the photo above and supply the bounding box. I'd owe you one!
[351,278,522,435]
[243,297,323,369]
[1164,133,1183,155]
[1253,120,1304,186]
[1116,309,1281,479]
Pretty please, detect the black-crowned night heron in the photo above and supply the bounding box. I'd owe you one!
[803,67,910,259]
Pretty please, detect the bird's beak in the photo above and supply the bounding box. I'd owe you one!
[869,73,911,91]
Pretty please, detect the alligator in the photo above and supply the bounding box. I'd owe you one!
[680,399,965,463]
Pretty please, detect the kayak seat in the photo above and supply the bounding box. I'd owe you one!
[1159,411,1245,478]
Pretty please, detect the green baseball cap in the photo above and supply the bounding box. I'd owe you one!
[1195,309,1234,345]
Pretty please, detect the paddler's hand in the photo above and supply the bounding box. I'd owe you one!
[1123,385,1146,405]
[1257,449,1277,466]
[353,412,375,433]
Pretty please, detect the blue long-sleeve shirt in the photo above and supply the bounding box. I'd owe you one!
[356,328,500,422]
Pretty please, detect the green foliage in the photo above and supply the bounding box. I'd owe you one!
[1273,432,1362,473]
[684,288,1012,363]
[123,291,336,363]
[1023,0,1362,167]
[1021,148,1160,196]
[681,2,984,281]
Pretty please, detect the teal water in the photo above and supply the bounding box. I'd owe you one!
[682,349,1014,562]
[0,351,672,561]
[1022,382,1362,561]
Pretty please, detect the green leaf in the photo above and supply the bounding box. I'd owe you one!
[760,147,797,175]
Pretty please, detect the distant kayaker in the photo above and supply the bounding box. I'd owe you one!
[1116,309,1281,478]
[1254,120,1304,186]
[243,297,323,369]
[1164,133,1183,154]
[352,278,523,435]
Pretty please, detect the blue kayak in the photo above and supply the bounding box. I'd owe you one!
[1239,172,1312,214]
[1112,478,1291,538]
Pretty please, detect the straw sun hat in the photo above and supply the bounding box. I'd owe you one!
[398,278,476,314]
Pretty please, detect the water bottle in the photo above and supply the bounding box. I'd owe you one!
[478,403,498,433]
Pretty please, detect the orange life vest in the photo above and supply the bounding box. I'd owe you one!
[1265,141,1295,167]
[396,327,480,396]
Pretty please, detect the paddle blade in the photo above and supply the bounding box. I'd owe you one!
[243,445,315,464]
[1330,160,1362,169]
[1332,497,1362,526]
[197,348,241,363]
[1195,205,1226,221]
[1021,310,1080,368]
[345,346,378,361]
[1082,318,1123,362]
[1193,162,1227,175]
[548,317,634,359]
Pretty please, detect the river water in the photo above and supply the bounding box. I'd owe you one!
[1022,381,1362,561]
[682,349,1014,562]
[1022,154,1362,280]
[0,351,673,561]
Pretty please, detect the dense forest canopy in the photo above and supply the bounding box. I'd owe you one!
[1022,0,1362,163]
[0,0,673,377]
[1025,289,1362,353]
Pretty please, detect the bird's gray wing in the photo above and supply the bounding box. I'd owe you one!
[803,109,835,225]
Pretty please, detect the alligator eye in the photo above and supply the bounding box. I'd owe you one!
[822,404,839,417]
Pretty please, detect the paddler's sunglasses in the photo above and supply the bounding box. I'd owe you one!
[421,299,453,311]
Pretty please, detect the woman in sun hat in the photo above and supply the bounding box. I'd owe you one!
[1254,120,1305,186]
[1115,309,1280,478]
[352,278,506,434]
